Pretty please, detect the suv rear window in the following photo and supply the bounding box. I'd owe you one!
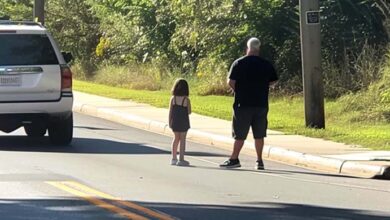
[0,34,59,66]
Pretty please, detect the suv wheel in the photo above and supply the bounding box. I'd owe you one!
[24,123,47,137]
[48,113,73,145]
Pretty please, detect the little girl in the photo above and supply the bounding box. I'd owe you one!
[169,79,191,166]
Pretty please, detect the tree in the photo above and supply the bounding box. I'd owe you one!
[46,0,101,74]
[0,0,32,20]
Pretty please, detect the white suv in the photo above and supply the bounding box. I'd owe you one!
[0,20,73,145]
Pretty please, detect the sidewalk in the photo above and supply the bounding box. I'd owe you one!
[73,91,390,179]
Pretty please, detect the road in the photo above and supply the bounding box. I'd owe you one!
[0,113,389,220]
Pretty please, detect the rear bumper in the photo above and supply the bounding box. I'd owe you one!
[0,96,73,115]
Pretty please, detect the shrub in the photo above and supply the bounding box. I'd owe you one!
[323,44,385,98]
[93,63,162,91]
[70,62,88,81]
[338,48,390,122]
[195,57,231,96]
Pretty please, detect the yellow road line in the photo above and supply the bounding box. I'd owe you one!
[63,181,174,220]
[47,182,148,220]
[114,200,173,220]
[47,181,175,220]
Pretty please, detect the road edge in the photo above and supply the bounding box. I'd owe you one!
[73,103,389,179]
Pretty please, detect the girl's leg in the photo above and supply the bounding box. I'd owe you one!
[172,132,180,160]
[178,132,187,161]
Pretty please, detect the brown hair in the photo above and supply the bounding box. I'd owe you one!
[171,78,189,96]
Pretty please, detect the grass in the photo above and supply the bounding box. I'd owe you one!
[74,80,390,150]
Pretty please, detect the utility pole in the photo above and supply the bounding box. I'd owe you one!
[299,0,325,128]
[33,0,45,25]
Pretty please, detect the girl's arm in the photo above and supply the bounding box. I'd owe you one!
[168,96,174,127]
[187,98,192,115]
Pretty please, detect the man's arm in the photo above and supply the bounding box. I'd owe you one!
[228,79,236,91]
[269,80,278,90]
[228,60,239,92]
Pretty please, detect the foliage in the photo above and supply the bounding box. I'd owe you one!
[323,44,385,98]
[93,63,167,91]
[321,0,389,64]
[45,0,101,75]
[338,48,390,122]
[87,0,176,65]
[0,0,32,20]
[195,56,231,96]
[2,0,390,99]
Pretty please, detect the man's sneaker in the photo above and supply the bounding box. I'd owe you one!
[171,158,178,165]
[176,160,190,166]
[255,160,264,170]
[220,159,241,168]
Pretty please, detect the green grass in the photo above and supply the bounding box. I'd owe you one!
[74,80,390,150]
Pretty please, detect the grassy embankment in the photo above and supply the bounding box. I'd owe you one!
[74,79,390,151]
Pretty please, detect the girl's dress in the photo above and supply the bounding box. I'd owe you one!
[171,97,190,132]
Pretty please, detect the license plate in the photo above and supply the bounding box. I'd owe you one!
[0,75,22,86]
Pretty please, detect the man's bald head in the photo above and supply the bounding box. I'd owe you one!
[246,37,261,55]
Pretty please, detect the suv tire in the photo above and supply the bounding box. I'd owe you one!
[48,113,73,145]
[24,123,47,137]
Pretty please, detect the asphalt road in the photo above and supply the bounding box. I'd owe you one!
[0,113,389,220]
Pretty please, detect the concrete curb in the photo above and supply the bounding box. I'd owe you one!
[73,103,390,179]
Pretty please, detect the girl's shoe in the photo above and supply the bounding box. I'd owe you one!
[171,158,178,165]
[176,160,190,166]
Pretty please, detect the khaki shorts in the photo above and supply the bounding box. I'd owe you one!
[232,106,268,140]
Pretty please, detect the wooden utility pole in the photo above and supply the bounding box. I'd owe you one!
[299,0,325,128]
[33,0,45,25]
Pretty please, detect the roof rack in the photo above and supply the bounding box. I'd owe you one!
[0,20,44,27]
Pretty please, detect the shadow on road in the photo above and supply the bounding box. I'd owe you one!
[146,202,390,220]
[0,136,226,157]
[0,136,167,155]
[74,125,118,131]
[145,201,390,220]
[0,198,388,220]
[0,198,121,220]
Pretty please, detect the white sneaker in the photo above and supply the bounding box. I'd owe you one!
[171,158,178,165]
[176,160,190,166]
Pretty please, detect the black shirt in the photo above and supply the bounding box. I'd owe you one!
[229,55,278,108]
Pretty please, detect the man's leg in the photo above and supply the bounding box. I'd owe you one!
[220,107,249,168]
[252,107,268,170]
[255,138,265,170]
[254,138,264,160]
[230,139,245,159]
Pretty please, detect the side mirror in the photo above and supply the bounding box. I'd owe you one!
[62,52,73,64]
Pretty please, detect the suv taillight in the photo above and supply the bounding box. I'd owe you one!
[60,65,72,90]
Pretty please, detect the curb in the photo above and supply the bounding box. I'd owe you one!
[73,103,390,179]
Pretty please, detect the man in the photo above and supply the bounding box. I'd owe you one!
[220,37,278,170]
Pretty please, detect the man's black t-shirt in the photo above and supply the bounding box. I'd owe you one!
[229,55,278,108]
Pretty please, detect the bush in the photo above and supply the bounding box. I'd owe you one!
[323,44,385,98]
[70,62,88,81]
[338,48,390,122]
[195,57,231,96]
[92,65,159,91]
